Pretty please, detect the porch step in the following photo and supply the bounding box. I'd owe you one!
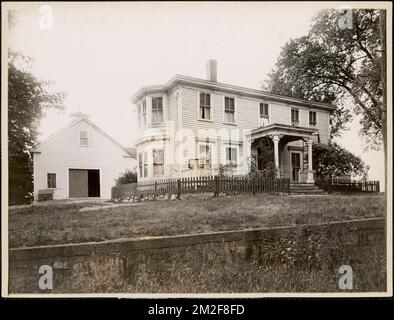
[290,189,326,194]
[290,185,320,190]
[290,183,317,187]
[289,183,326,195]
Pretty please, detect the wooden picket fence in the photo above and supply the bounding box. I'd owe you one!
[111,176,290,200]
[315,178,380,193]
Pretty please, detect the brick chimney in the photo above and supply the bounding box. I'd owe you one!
[206,59,217,82]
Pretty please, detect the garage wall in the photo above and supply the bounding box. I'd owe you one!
[33,120,136,200]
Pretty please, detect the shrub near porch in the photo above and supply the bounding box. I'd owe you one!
[9,194,385,248]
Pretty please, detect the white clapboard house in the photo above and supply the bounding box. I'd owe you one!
[132,60,335,184]
[31,113,136,200]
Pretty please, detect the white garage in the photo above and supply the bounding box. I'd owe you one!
[31,113,136,200]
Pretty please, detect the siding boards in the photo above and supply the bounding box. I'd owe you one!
[270,102,290,125]
[316,111,329,143]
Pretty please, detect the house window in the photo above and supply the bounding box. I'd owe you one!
[199,92,211,120]
[309,111,317,127]
[47,173,56,188]
[143,151,148,177]
[142,100,147,126]
[224,97,235,123]
[225,146,237,167]
[291,109,299,126]
[153,149,164,176]
[138,153,143,177]
[199,143,212,167]
[80,131,88,146]
[152,97,163,123]
[137,104,142,128]
[260,103,269,118]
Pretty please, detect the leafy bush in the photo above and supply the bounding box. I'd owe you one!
[114,169,137,186]
[313,142,369,180]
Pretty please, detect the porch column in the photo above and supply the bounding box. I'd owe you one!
[305,137,314,183]
[270,134,283,178]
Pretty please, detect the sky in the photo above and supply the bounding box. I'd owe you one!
[7,2,385,186]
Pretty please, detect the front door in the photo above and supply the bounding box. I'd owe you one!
[291,152,301,182]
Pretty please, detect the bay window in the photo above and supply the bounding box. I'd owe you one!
[143,151,148,177]
[138,153,143,177]
[142,100,147,126]
[153,149,164,176]
[152,97,163,123]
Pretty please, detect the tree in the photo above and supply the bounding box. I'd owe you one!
[8,51,65,204]
[265,9,383,148]
[312,142,369,180]
[114,169,138,186]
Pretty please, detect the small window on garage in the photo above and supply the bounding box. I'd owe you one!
[47,173,56,188]
[80,131,88,146]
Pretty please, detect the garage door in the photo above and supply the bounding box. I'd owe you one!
[69,169,100,198]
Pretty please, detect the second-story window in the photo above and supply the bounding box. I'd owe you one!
[152,97,163,123]
[309,111,317,127]
[142,100,147,126]
[224,97,235,123]
[153,149,164,176]
[291,108,299,126]
[260,103,269,118]
[199,92,211,120]
[80,131,88,146]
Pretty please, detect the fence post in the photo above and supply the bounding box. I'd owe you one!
[214,175,219,197]
[376,181,380,193]
[154,181,158,197]
[177,178,181,199]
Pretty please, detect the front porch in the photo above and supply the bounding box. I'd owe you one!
[250,123,318,183]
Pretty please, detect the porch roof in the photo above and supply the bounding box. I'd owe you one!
[250,123,318,140]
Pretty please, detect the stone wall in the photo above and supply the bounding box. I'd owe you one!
[9,218,385,293]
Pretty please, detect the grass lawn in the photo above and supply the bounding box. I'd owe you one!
[9,194,386,248]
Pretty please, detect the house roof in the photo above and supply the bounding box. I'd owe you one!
[30,115,136,159]
[131,74,336,111]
